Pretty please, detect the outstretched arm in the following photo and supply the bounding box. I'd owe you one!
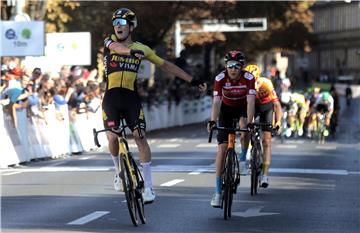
[106,40,144,59]
[159,61,207,92]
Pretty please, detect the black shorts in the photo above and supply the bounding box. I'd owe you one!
[217,103,247,144]
[255,102,274,131]
[102,88,146,131]
[316,103,329,114]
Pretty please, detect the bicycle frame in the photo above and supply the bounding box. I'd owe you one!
[208,121,247,220]
[93,121,146,226]
[249,123,275,195]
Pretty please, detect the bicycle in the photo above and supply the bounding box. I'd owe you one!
[315,112,327,144]
[208,120,248,220]
[93,120,146,226]
[248,123,276,196]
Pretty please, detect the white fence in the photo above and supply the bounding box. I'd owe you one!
[0,96,212,168]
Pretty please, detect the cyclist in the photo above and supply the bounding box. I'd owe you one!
[305,87,321,138]
[288,92,307,137]
[102,8,207,204]
[313,91,334,137]
[207,50,255,207]
[244,64,282,188]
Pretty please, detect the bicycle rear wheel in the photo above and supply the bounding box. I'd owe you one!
[120,155,139,226]
[131,157,146,224]
[223,149,234,220]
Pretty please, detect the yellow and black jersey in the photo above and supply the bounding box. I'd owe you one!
[103,34,164,91]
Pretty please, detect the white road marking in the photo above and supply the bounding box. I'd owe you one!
[270,168,348,175]
[316,145,337,150]
[160,179,184,186]
[128,143,137,148]
[2,171,22,176]
[188,168,207,175]
[232,206,279,218]
[275,145,298,149]
[49,161,67,166]
[1,167,112,173]
[157,144,180,148]
[79,157,91,160]
[67,211,110,225]
[285,140,305,144]
[196,143,217,148]
[168,138,183,142]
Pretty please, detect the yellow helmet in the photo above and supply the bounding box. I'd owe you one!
[244,64,261,80]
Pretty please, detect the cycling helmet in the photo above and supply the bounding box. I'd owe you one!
[112,8,137,28]
[224,50,245,65]
[322,92,330,101]
[313,86,320,93]
[244,64,261,79]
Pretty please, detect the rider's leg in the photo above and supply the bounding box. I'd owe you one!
[107,131,120,174]
[239,117,250,161]
[262,131,272,176]
[133,129,152,188]
[215,144,227,194]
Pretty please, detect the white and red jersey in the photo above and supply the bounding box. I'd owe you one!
[213,70,256,107]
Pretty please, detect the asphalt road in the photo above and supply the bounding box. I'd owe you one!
[1,98,359,233]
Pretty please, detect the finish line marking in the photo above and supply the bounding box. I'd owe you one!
[2,166,357,176]
[67,211,110,225]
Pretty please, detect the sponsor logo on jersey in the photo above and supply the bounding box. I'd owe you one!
[110,62,118,68]
[225,82,231,86]
[107,120,116,127]
[215,73,225,81]
[244,72,254,80]
[249,89,256,95]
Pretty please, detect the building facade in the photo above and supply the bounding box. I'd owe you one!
[309,1,360,83]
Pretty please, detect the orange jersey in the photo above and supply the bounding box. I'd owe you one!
[255,77,279,104]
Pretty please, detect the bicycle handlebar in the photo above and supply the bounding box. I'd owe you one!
[93,123,143,148]
[208,126,249,143]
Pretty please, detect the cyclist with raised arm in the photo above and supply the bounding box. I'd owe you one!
[244,64,282,188]
[102,8,206,204]
[207,50,256,207]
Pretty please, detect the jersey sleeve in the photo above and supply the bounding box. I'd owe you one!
[213,72,225,97]
[264,78,279,102]
[104,34,117,48]
[132,43,164,66]
[244,71,256,95]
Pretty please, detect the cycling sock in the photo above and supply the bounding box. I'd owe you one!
[141,161,153,189]
[111,154,121,174]
[239,148,248,161]
[262,163,270,176]
[215,176,222,194]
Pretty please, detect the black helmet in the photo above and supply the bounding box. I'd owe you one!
[112,8,137,28]
[224,50,245,65]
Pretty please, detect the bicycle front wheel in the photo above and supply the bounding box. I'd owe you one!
[223,149,234,220]
[120,155,139,226]
[131,157,146,224]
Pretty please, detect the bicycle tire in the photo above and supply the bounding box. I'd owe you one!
[120,155,139,226]
[131,157,146,224]
[223,149,234,220]
[250,146,257,196]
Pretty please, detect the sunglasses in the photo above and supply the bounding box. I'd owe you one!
[112,18,128,26]
[226,63,241,70]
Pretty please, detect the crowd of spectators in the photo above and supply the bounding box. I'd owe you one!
[0,59,205,128]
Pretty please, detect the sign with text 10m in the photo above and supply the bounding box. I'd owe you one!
[0,21,45,57]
